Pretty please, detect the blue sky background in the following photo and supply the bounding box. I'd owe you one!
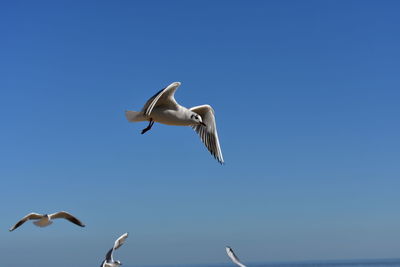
[1,1,400,267]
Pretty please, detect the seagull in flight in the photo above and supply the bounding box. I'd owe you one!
[226,246,247,267]
[9,211,85,231]
[125,82,224,164]
[101,233,129,267]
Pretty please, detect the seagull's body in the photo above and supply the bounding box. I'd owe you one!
[33,215,53,227]
[101,233,128,267]
[9,211,85,231]
[125,82,224,164]
[226,246,247,267]
[146,105,194,126]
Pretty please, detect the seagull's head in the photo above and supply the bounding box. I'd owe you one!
[190,112,206,126]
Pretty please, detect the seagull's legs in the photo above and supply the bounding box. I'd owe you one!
[141,119,154,134]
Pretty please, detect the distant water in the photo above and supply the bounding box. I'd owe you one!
[139,259,400,267]
[255,259,400,267]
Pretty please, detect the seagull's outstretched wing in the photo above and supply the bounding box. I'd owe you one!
[9,213,44,231]
[190,105,224,164]
[142,82,181,116]
[49,211,85,227]
[226,246,247,267]
[113,232,129,250]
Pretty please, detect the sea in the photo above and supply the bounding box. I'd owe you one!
[136,259,400,267]
[254,259,400,267]
[253,259,400,267]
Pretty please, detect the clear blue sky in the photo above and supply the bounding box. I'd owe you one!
[1,1,400,267]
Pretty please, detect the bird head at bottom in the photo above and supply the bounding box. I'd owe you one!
[190,113,206,126]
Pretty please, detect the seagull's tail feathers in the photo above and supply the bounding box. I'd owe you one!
[125,110,145,122]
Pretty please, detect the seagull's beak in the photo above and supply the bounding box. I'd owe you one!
[200,122,206,127]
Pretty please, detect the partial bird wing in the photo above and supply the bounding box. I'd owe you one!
[190,105,224,164]
[9,213,44,231]
[113,232,129,250]
[142,82,181,116]
[226,246,247,267]
[104,233,128,263]
[49,211,85,227]
[104,247,114,262]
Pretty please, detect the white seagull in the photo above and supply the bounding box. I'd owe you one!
[101,233,129,267]
[226,246,247,267]
[9,211,85,231]
[125,82,224,164]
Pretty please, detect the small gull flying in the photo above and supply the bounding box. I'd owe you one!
[125,82,224,164]
[101,233,129,267]
[226,246,247,267]
[9,211,85,231]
